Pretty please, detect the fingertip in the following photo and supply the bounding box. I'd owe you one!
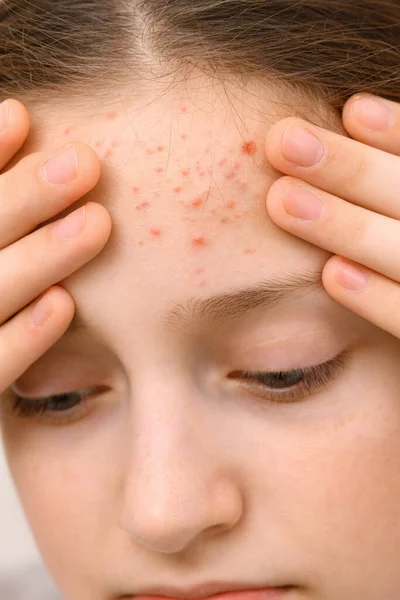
[265,116,308,167]
[73,141,102,188]
[1,98,31,158]
[322,255,344,294]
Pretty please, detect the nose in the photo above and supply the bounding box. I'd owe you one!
[118,382,243,554]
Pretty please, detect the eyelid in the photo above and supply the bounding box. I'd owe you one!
[240,329,329,353]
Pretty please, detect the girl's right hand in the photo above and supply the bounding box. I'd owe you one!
[0,99,112,394]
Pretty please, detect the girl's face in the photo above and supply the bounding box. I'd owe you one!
[1,79,400,600]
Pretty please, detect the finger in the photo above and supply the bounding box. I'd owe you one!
[266,177,400,282]
[264,116,400,220]
[0,141,101,250]
[0,201,111,325]
[0,99,31,170]
[0,286,75,394]
[342,93,400,156]
[322,255,400,339]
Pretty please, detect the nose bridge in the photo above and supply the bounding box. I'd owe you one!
[118,378,243,554]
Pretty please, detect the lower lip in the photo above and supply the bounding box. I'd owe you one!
[135,589,292,600]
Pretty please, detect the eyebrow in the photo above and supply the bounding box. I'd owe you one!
[64,266,324,337]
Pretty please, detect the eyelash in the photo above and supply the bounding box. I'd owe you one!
[235,352,348,404]
[11,352,349,422]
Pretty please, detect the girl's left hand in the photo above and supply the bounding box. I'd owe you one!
[265,93,400,337]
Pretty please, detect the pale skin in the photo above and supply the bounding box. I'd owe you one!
[0,78,400,599]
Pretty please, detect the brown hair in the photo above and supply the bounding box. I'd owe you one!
[0,0,399,119]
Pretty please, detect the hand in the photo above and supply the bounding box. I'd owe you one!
[265,93,400,337]
[0,99,111,394]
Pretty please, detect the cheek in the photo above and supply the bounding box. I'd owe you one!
[289,407,400,559]
[2,428,114,557]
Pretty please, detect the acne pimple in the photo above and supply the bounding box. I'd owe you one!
[192,236,208,248]
[226,200,235,209]
[155,167,165,174]
[192,197,204,208]
[111,141,120,149]
[173,187,183,193]
[105,150,113,159]
[220,217,231,224]
[244,248,256,254]
[132,186,141,194]
[136,202,150,210]
[241,141,257,156]
[180,106,188,113]
[150,228,162,238]
[64,127,72,135]
[181,134,188,141]
[195,267,206,275]
[106,111,118,121]
[218,158,227,167]
[181,169,190,176]
[95,140,104,149]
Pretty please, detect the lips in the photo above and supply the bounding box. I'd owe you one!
[133,588,293,600]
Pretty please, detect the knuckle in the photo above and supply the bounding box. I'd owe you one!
[340,212,369,251]
[341,153,367,197]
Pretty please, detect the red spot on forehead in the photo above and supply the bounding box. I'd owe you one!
[220,217,231,224]
[136,202,150,211]
[64,127,72,135]
[192,197,204,208]
[157,146,165,152]
[181,106,188,113]
[226,200,236,209]
[181,134,188,141]
[150,228,162,237]
[244,248,256,254]
[218,158,227,167]
[181,169,190,176]
[132,186,140,194]
[173,187,183,193]
[192,236,208,248]
[241,141,257,156]
[155,167,165,174]
[106,111,118,121]
[105,150,113,159]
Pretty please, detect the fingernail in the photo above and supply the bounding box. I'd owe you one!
[41,144,78,185]
[352,96,395,131]
[282,126,326,166]
[30,295,53,327]
[53,205,86,239]
[337,261,370,292]
[0,100,9,136]
[284,185,326,221]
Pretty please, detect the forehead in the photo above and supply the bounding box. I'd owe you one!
[12,82,343,335]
